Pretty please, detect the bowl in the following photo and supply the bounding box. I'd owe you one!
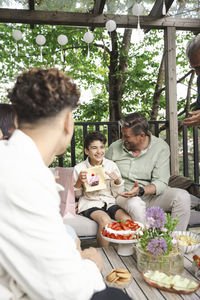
[173,231,200,253]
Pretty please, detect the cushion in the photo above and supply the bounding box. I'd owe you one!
[55,167,76,217]
[63,214,98,237]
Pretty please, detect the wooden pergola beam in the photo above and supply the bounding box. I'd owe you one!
[0,9,200,30]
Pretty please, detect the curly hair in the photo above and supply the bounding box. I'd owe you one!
[0,103,16,138]
[186,35,200,59]
[8,68,80,124]
[119,112,150,136]
[84,131,107,150]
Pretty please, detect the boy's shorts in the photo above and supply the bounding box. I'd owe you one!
[81,203,121,220]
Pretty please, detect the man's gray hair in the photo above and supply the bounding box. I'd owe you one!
[186,35,200,59]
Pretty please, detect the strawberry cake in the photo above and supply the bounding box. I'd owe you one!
[102,220,143,240]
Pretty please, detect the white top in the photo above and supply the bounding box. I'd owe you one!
[0,130,105,300]
[74,157,124,213]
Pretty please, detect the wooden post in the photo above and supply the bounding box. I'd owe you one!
[164,26,179,175]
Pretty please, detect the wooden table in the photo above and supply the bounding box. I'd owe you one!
[98,246,200,300]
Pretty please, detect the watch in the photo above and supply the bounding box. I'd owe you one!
[138,186,145,197]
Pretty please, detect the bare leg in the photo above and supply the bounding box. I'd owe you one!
[90,210,112,247]
[115,208,132,221]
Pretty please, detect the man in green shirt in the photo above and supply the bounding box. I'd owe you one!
[105,112,190,230]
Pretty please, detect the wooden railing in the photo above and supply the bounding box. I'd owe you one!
[57,121,200,185]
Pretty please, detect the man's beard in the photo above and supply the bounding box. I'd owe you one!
[124,142,138,151]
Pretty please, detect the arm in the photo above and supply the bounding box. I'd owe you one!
[150,143,170,195]
[73,165,87,198]
[182,110,200,126]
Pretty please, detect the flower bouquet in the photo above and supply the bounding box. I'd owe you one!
[136,206,184,275]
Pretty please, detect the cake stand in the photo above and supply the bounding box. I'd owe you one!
[101,234,138,256]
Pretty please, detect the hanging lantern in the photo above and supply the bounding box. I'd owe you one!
[83,31,94,44]
[132,3,144,16]
[12,30,22,56]
[83,32,94,59]
[132,3,144,45]
[162,0,166,15]
[57,34,68,46]
[105,20,117,32]
[36,34,46,62]
[57,34,68,62]
[36,34,46,46]
[13,30,22,41]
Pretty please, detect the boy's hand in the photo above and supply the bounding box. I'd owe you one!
[74,171,88,188]
[105,171,121,185]
[118,181,140,198]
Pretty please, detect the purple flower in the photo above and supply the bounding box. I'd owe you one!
[148,237,167,255]
[146,207,166,228]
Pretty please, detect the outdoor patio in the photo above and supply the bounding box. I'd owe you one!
[1,1,200,299]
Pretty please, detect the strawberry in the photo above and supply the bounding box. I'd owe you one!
[193,254,200,267]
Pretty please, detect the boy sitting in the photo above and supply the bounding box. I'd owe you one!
[74,131,131,247]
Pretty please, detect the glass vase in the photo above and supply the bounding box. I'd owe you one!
[136,245,184,275]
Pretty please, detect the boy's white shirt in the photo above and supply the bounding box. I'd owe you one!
[0,130,105,300]
[74,157,124,213]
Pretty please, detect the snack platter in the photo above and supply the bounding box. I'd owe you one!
[105,268,132,289]
[173,230,200,253]
[142,270,200,295]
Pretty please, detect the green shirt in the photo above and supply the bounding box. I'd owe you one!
[105,134,170,195]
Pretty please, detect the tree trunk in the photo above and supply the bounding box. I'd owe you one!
[185,70,195,117]
[150,52,165,119]
[108,29,132,141]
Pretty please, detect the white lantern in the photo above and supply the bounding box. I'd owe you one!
[105,20,117,32]
[83,32,94,44]
[12,30,22,41]
[57,34,68,46]
[36,34,46,46]
[132,3,144,16]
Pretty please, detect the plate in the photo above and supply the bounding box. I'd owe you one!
[173,231,200,253]
[105,276,132,289]
[142,270,200,294]
[101,234,138,244]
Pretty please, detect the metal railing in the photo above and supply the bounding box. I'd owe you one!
[57,121,200,185]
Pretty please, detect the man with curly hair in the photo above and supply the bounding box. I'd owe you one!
[0,68,106,300]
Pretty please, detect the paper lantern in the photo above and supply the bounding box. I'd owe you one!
[132,3,144,16]
[105,20,117,32]
[83,32,94,44]
[12,30,22,41]
[36,34,46,46]
[57,34,68,46]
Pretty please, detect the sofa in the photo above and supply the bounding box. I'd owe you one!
[54,167,200,240]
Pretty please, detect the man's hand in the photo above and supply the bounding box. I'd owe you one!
[74,171,88,188]
[81,247,103,272]
[118,181,140,198]
[182,110,200,127]
[105,171,121,185]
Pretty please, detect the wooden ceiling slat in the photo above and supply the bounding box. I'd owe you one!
[93,0,106,14]
[149,0,175,17]
[28,0,35,10]
[0,8,200,31]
